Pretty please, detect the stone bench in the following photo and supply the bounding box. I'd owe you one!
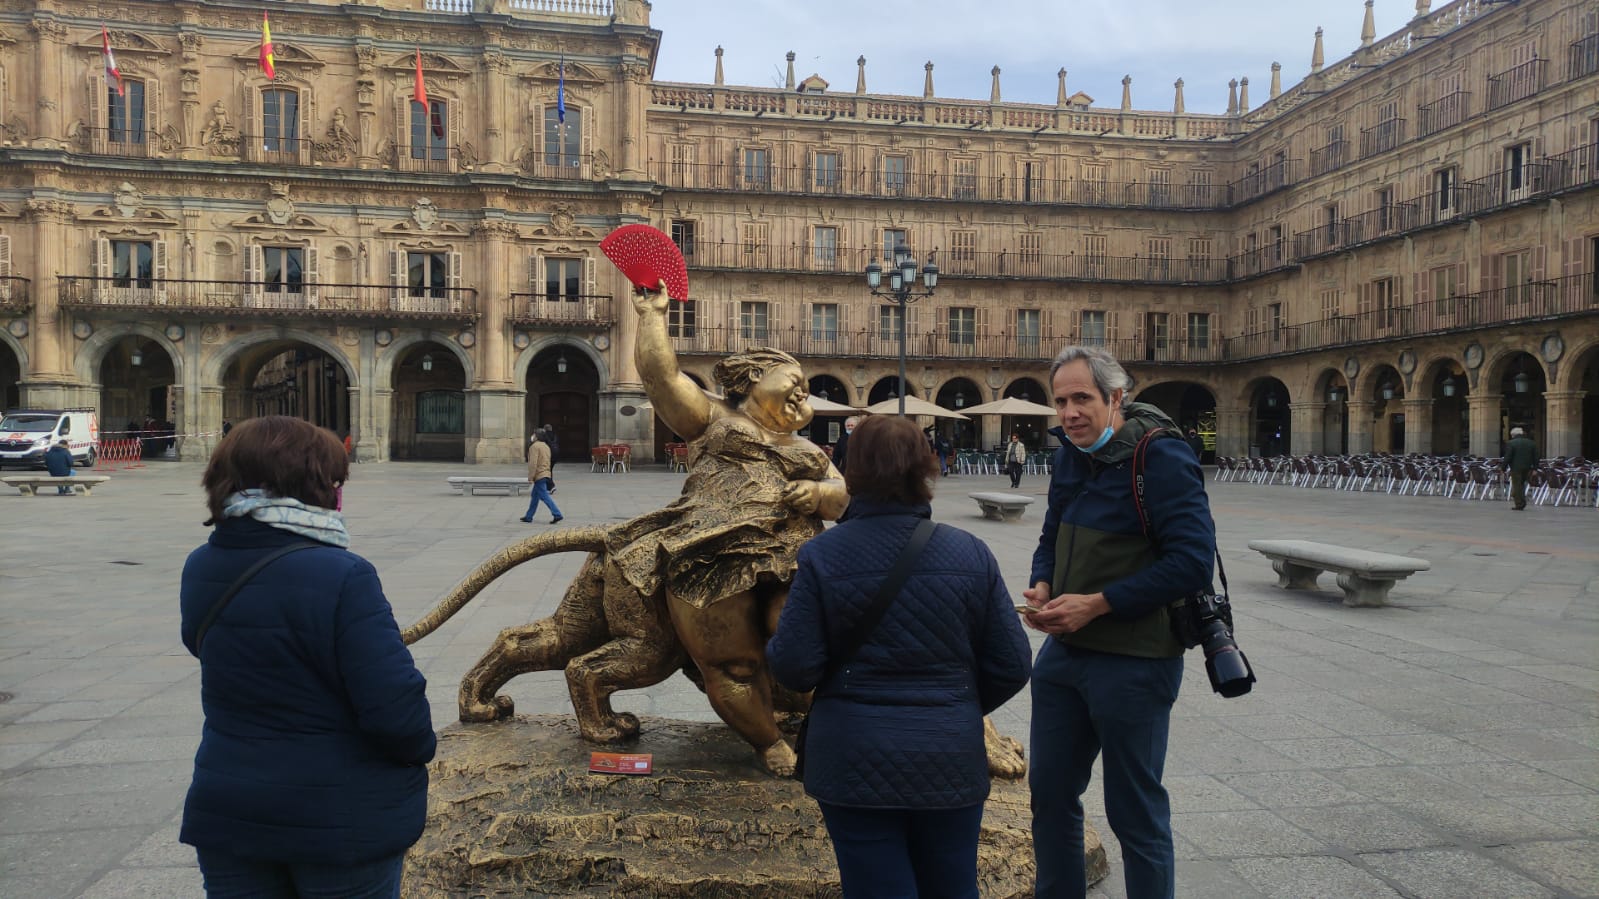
[3,475,111,497]
[447,476,532,496]
[1247,539,1430,607]
[968,492,1035,522]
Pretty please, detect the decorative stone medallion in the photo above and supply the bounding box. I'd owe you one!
[592,333,610,351]
[513,331,531,350]
[1397,349,1417,374]
[457,330,476,348]
[1540,333,1564,364]
[7,319,28,338]
[375,329,394,347]
[1343,356,1360,378]
[411,198,438,231]
[72,320,93,340]
[164,324,185,342]
[1463,342,1484,369]
[619,404,637,417]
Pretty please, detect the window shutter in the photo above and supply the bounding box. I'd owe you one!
[87,74,105,151]
[533,251,546,313]
[145,75,162,146]
[584,255,596,296]
[447,251,462,312]
[1414,272,1427,306]
[449,99,461,169]
[837,301,851,344]
[1133,311,1145,344]
[152,240,169,303]
[303,245,319,308]
[1530,245,1546,282]
[390,249,405,308]
[905,303,920,340]
[0,234,9,302]
[240,84,257,161]
[1107,310,1120,341]
[241,242,260,307]
[298,88,313,164]
[976,306,990,340]
[93,238,111,280]
[580,106,593,164]
[1482,253,1502,293]
[394,96,408,163]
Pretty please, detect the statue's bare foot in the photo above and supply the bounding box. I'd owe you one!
[460,694,515,723]
[581,711,641,743]
[758,739,797,777]
[984,717,1027,780]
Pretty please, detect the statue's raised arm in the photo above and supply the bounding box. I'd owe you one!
[633,282,713,441]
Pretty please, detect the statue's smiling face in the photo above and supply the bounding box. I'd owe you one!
[745,364,812,433]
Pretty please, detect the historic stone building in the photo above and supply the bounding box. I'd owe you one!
[0,0,1594,464]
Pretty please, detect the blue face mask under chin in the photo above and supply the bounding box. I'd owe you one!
[1073,426,1115,454]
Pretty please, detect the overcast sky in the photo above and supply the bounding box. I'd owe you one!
[649,0,1414,116]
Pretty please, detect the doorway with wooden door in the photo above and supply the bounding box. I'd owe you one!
[526,346,599,463]
[538,392,590,463]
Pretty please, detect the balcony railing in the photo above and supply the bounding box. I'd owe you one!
[507,293,614,329]
[70,126,158,158]
[1545,143,1599,193]
[668,326,1228,364]
[0,276,31,313]
[58,277,478,323]
[1359,118,1407,157]
[1487,58,1547,110]
[1224,272,1596,361]
[520,153,598,181]
[395,145,470,174]
[1309,140,1348,177]
[240,134,313,166]
[653,162,1232,211]
[1570,33,1599,80]
[1227,246,1291,280]
[1226,159,1298,204]
[1417,91,1470,138]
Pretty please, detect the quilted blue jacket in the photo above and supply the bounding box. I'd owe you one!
[767,499,1032,810]
[178,518,435,865]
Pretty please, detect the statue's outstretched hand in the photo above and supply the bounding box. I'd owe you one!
[631,279,670,316]
[781,480,821,514]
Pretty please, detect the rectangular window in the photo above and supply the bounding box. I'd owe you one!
[1268,302,1283,336]
[813,226,838,270]
[741,222,768,268]
[740,301,769,341]
[543,107,582,168]
[668,299,696,338]
[883,155,907,195]
[1148,312,1170,349]
[810,303,839,341]
[1506,142,1532,196]
[1432,266,1459,318]
[1147,168,1171,205]
[1147,237,1171,280]
[262,89,299,152]
[544,257,583,301]
[1503,250,1534,304]
[1376,186,1396,232]
[1435,167,1457,214]
[813,151,840,192]
[1188,238,1212,278]
[1079,310,1106,345]
[408,251,448,298]
[1320,289,1341,319]
[411,99,448,160]
[948,307,976,346]
[1020,232,1042,263]
[1186,312,1211,349]
[669,143,694,181]
[883,229,908,262]
[670,220,696,257]
[1324,204,1340,242]
[1267,225,1285,264]
[1373,277,1399,328]
[1187,169,1213,206]
[1016,308,1041,352]
[111,240,154,288]
[878,304,903,338]
[108,80,146,145]
[743,147,769,188]
[416,390,465,435]
[952,158,977,199]
[949,230,977,274]
[262,247,304,294]
[1082,165,1108,204]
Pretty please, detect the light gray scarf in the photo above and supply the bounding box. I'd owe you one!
[221,489,350,548]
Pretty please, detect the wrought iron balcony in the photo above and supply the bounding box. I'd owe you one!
[1571,33,1599,81]
[668,326,1229,365]
[394,144,475,174]
[1226,159,1298,205]
[1487,58,1547,110]
[68,126,163,158]
[507,293,614,329]
[1359,118,1407,158]
[1418,91,1470,139]
[240,134,314,166]
[517,152,600,181]
[1309,140,1348,177]
[57,277,478,323]
[0,276,31,314]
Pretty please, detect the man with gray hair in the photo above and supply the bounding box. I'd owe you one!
[1020,344,1216,899]
[1504,425,1537,511]
[831,415,860,474]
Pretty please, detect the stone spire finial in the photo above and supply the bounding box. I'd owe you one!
[1311,27,1325,73]
[1414,0,1431,19]
[1270,62,1282,98]
[1173,78,1185,114]
[1361,0,1376,47]
[1226,78,1239,115]
[1239,76,1250,113]
[1120,74,1132,112]
[1057,68,1068,106]
[785,50,796,90]
[714,46,724,86]
[923,61,934,98]
[856,56,866,94]
[990,66,1002,102]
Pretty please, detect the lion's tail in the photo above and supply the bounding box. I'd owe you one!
[401,526,609,645]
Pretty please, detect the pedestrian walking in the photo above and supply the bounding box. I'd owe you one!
[521,431,563,524]
[1006,432,1027,488]
[1505,426,1537,511]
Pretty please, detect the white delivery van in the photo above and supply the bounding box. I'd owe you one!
[0,408,99,468]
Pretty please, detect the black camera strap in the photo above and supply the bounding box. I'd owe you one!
[1131,428,1228,596]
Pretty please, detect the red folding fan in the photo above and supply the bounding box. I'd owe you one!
[600,224,690,300]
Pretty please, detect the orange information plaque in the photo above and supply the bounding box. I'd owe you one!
[588,752,654,775]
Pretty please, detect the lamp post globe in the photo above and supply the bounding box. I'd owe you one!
[865,242,937,416]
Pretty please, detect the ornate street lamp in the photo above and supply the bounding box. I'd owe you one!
[864,243,938,415]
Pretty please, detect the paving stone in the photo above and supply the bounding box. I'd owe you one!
[1214,770,1365,807]
[1360,848,1557,899]
[1276,803,1453,852]
[1231,855,1404,898]
[1404,799,1579,844]
[1491,839,1599,897]
[1171,810,1328,857]
[1420,761,1592,798]
[78,865,206,899]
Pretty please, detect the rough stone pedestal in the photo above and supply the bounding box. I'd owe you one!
[404,715,1107,897]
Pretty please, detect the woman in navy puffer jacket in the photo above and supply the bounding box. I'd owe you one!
[768,414,1032,899]
[179,416,435,898]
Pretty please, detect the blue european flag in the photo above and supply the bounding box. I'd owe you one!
[557,54,566,124]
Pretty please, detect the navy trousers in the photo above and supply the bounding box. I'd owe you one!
[196,848,404,898]
[1029,639,1183,899]
[818,801,984,899]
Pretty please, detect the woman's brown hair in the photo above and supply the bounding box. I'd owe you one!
[202,416,350,524]
[843,415,940,506]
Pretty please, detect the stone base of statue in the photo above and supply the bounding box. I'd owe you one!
[404,714,1108,897]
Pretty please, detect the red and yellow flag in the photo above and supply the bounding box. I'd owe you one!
[101,25,124,97]
[259,11,276,79]
[413,47,428,108]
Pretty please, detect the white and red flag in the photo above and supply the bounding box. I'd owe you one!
[102,25,124,97]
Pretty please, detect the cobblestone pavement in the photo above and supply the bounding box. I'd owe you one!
[1,461,1595,898]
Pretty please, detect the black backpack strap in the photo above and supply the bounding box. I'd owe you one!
[1132,429,1228,596]
[195,542,320,654]
[818,517,937,690]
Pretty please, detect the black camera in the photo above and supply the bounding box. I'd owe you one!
[1170,592,1256,698]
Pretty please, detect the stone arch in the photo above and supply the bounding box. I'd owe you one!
[512,335,610,390]
[1566,339,1599,457]
[73,322,185,385]
[1366,364,1407,453]
[867,376,917,405]
[935,376,983,448]
[1480,345,1548,394]
[1003,377,1049,403]
[0,329,27,410]
[0,328,29,372]
[201,327,356,386]
[374,331,475,392]
[1238,375,1292,456]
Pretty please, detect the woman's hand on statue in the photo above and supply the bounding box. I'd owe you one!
[781,480,822,514]
[631,279,671,317]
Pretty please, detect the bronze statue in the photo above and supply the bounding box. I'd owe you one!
[402,284,1027,778]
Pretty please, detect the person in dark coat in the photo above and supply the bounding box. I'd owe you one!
[831,415,858,473]
[1505,426,1538,510]
[768,414,1032,899]
[44,438,75,494]
[179,415,435,898]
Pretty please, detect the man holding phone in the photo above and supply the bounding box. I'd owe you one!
[1019,345,1216,899]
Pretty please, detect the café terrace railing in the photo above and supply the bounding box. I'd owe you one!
[506,293,615,329]
[1223,272,1597,360]
[57,277,479,323]
[0,275,31,314]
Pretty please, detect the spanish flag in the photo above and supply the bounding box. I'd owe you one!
[259,11,276,79]
[101,25,124,98]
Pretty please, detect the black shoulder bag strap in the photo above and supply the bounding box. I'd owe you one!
[194,542,320,654]
[819,517,937,687]
[1132,428,1228,596]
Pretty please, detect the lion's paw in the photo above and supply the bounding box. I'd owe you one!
[460,694,515,723]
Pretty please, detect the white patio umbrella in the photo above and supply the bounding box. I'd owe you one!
[807,396,864,414]
[862,395,970,420]
[958,397,1058,417]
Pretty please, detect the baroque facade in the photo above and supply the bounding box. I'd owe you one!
[0,0,1594,464]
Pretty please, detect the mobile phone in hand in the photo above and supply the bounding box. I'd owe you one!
[1015,604,1038,614]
